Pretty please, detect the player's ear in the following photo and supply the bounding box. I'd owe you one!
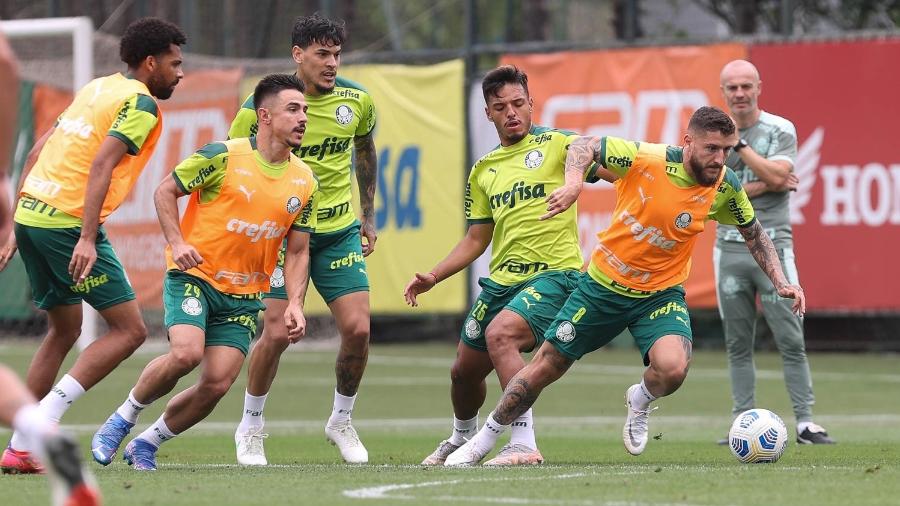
[291,46,303,65]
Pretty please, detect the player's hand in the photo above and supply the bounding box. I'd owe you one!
[777,283,806,317]
[360,215,377,256]
[68,237,97,283]
[784,173,799,192]
[404,272,437,307]
[541,183,581,220]
[170,242,204,271]
[0,229,17,272]
[284,301,306,343]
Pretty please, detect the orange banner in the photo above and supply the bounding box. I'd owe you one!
[502,43,748,308]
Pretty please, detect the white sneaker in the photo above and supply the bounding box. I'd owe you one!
[235,426,268,466]
[325,422,368,463]
[443,437,492,467]
[623,384,657,456]
[421,439,461,466]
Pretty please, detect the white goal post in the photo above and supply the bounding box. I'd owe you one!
[1,17,100,347]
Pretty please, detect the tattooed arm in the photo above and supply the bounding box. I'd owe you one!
[738,219,806,316]
[354,132,378,256]
[541,136,604,220]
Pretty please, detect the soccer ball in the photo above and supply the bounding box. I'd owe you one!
[728,408,788,463]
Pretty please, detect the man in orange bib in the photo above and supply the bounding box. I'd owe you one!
[445,106,806,466]
[90,74,318,471]
[0,18,186,475]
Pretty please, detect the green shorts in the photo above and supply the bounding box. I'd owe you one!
[263,222,369,303]
[461,270,581,353]
[14,222,136,310]
[163,270,265,355]
[545,273,692,365]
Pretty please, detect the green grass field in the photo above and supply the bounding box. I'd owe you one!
[1,340,898,505]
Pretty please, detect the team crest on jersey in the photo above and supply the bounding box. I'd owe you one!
[270,267,285,288]
[555,321,575,343]
[464,318,481,339]
[675,212,692,229]
[335,105,354,125]
[181,297,202,316]
[753,137,771,155]
[721,275,741,296]
[286,196,302,213]
[524,149,544,169]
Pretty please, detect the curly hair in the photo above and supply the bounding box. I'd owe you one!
[688,106,736,137]
[291,13,346,49]
[254,73,306,109]
[119,17,187,68]
[482,65,529,104]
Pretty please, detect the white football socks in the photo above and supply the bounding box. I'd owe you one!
[137,415,177,448]
[115,389,149,424]
[327,389,356,426]
[238,391,268,433]
[40,374,85,423]
[630,379,657,410]
[450,414,478,446]
[508,408,537,450]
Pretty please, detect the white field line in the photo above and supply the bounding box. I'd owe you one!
[4,414,895,436]
[342,471,704,506]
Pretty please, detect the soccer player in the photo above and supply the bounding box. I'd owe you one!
[404,65,609,466]
[227,14,377,465]
[444,106,806,466]
[715,59,833,444]
[0,31,100,506]
[90,74,317,471]
[0,18,186,474]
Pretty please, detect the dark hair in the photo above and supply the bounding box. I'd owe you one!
[482,65,529,103]
[119,17,186,68]
[254,73,305,109]
[688,106,736,137]
[292,13,346,49]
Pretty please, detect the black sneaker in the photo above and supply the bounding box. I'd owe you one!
[796,424,835,444]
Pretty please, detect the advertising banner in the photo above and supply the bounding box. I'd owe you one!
[750,39,900,311]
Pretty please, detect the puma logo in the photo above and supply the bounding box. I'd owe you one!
[238,185,256,202]
[638,186,652,206]
[292,178,306,185]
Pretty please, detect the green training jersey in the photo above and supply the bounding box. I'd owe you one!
[466,125,586,286]
[601,136,755,227]
[228,76,376,233]
[171,138,318,231]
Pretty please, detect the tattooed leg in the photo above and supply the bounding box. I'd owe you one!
[329,292,371,396]
[493,343,574,425]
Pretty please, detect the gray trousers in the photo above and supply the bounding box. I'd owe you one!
[714,246,815,423]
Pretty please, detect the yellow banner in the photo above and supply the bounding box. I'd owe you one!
[244,60,467,314]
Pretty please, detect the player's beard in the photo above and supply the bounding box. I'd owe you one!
[149,74,179,100]
[687,154,722,187]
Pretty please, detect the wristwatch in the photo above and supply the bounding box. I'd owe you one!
[734,139,749,152]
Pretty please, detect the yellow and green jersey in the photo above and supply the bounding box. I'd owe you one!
[228,76,376,234]
[466,125,589,286]
[16,73,161,229]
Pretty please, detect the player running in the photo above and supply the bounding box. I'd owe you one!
[444,106,806,466]
[90,74,317,471]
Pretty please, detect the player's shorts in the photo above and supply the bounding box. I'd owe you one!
[545,273,692,365]
[163,270,265,356]
[14,222,136,310]
[461,270,581,353]
[263,222,369,304]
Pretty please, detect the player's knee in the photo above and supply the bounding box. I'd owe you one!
[198,376,235,400]
[450,361,479,387]
[260,321,291,349]
[169,347,203,373]
[341,321,370,345]
[655,359,689,388]
[46,325,82,346]
[485,322,521,352]
[124,321,149,349]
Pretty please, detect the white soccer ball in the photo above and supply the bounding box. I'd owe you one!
[728,408,789,463]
